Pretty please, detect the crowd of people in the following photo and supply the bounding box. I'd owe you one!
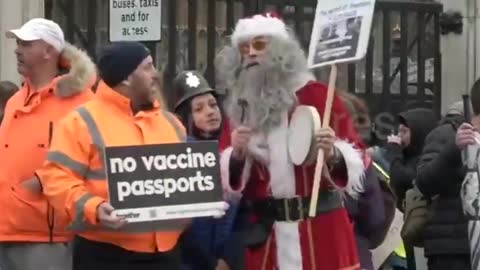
[0,11,476,270]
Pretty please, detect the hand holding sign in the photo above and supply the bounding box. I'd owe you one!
[98,202,128,229]
[305,0,375,216]
[231,126,252,160]
[314,127,336,159]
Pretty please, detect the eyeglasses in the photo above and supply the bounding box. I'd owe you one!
[239,37,269,55]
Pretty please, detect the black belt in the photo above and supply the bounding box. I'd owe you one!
[249,190,343,222]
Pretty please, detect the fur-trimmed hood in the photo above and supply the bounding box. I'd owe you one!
[54,42,97,98]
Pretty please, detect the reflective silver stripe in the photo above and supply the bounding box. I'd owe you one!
[68,193,96,231]
[47,151,87,176]
[47,151,105,180]
[85,169,106,180]
[161,110,186,142]
[76,107,107,180]
[77,107,106,161]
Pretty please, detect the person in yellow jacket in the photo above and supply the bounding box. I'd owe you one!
[36,41,213,270]
[0,18,96,270]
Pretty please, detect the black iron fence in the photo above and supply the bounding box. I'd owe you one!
[45,0,443,118]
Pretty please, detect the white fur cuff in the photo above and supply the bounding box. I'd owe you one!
[220,147,252,201]
[334,140,365,197]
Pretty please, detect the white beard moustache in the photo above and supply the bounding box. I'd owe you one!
[227,63,297,133]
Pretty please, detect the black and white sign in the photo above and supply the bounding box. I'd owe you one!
[105,141,225,229]
[109,0,162,42]
[307,0,376,68]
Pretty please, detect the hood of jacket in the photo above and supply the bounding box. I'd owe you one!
[438,113,464,130]
[52,42,97,98]
[397,108,438,157]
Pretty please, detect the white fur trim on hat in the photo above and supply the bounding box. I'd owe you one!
[231,14,289,46]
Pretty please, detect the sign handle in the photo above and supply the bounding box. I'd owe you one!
[309,64,338,217]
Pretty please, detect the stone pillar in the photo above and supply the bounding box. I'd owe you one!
[437,0,480,113]
[0,0,44,85]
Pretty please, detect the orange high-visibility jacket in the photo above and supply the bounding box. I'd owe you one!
[36,81,187,253]
[0,44,96,243]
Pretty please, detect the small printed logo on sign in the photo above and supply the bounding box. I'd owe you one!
[149,209,157,219]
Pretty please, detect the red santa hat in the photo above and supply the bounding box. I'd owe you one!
[231,12,289,47]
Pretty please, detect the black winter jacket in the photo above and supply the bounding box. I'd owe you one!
[416,114,470,256]
[385,108,437,209]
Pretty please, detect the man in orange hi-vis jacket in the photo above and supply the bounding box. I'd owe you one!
[0,18,96,270]
[36,42,222,270]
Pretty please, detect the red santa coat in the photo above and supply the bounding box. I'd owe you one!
[219,79,368,270]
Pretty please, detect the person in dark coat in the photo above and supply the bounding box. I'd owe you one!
[339,91,389,270]
[173,70,242,270]
[385,108,438,209]
[415,100,473,270]
[384,108,437,269]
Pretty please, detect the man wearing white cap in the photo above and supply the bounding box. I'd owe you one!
[0,18,96,269]
[216,12,368,270]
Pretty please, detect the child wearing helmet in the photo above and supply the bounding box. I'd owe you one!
[173,70,242,270]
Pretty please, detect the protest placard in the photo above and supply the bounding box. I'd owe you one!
[109,0,162,42]
[306,0,376,217]
[307,0,376,68]
[105,141,225,231]
[371,209,404,269]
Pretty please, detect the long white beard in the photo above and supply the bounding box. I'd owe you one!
[227,65,297,133]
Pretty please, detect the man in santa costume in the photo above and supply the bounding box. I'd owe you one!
[215,12,368,270]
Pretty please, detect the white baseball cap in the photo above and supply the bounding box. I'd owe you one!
[5,18,65,52]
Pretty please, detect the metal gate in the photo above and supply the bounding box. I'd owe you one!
[45,0,443,119]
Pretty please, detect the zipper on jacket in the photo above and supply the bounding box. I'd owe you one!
[47,202,55,243]
[46,121,55,243]
[48,121,53,146]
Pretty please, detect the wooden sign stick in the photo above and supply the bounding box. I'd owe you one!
[309,64,338,217]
